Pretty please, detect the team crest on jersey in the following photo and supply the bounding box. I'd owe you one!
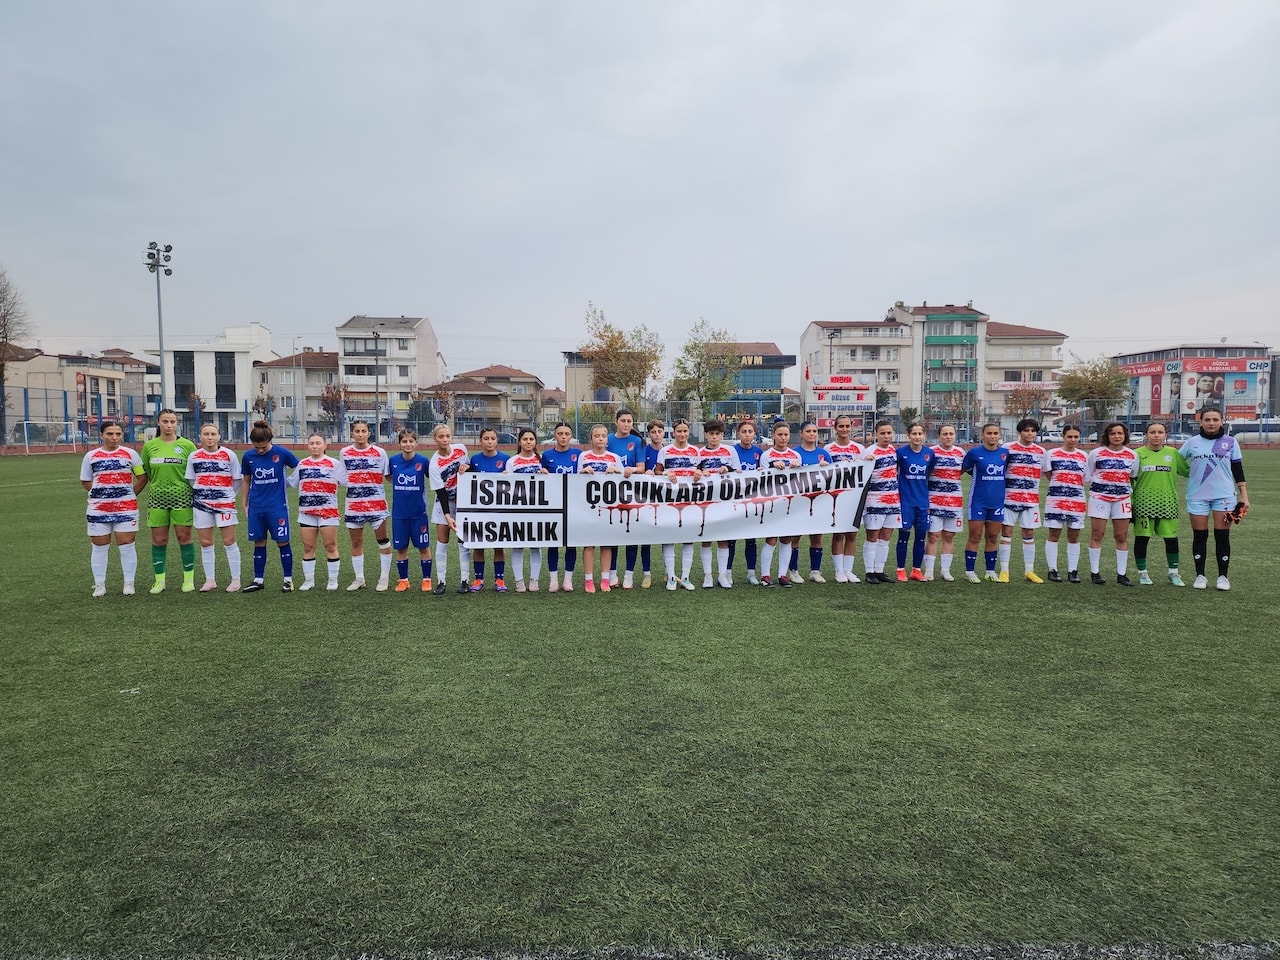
[272,455,279,462]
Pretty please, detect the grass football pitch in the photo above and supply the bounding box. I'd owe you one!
[1,452,1277,957]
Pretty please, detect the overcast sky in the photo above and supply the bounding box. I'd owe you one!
[2,0,1276,390]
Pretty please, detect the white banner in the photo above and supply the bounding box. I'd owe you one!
[456,463,871,548]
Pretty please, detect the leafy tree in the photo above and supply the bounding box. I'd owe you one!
[577,301,664,409]
[407,387,441,427]
[669,318,742,411]
[899,406,920,426]
[0,266,34,440]
[1057,355,1130,423]
[319,382,351,434]
[875,387,892,418]
[252,392,276,423]
[1004,384,1049,420]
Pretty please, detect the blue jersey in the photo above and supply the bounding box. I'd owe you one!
[895,444,934,510]
[607,432,643,469]
[1180,433,1243,503]
[541,447,581,475]
[387,452,431,518]
[797,446,831,467]
[734,443,763,471]
[961,445,1009,510]
[644,444,662,472]
[241,445,299,513]
[469,451,509,473]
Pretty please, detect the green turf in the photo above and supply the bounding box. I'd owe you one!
[1,452,1277,957]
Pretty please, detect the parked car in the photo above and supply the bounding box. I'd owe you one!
[57,430,89,444]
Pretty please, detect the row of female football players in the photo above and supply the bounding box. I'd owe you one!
[81,407,1249,595]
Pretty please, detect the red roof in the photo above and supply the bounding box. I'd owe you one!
[435,376,502,395]
[811,320,908,330]
[0,342,41,362]
[909,303,988,317]
[456,364,542,381]
[256,351,339,369]
[986,322,1066,339]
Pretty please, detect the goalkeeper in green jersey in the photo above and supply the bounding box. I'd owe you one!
[1133,421,1189,586]
[135,409,198,593]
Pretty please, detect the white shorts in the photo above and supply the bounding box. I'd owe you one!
[1003,505,1041,530]
[431,501,449,525]
[87,517,139,536]
[299,514,339,528]
[344,513,388,529]
[928,515,963,534]
[1087,494,1132,520]
[862,512,902,530]
[1044,515,1086,530]
[194,508,238,529]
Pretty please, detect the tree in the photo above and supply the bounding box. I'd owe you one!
[875,387,892,419]
[0,266,34,440]
[1004,384,1049,420]
[252,392,276,423]
[899,406,920,426]
[318,382,351,435]
[407,387,441,428]
[668,318,742,414]
[577,301,664,409]
[1057,354,1130,423]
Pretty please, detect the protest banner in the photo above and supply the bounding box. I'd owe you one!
[457,462,871,548]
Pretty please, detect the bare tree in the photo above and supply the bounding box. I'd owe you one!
[0,266,34,440]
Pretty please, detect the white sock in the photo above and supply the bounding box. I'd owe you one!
[119,542,137,582]
[91,544,109,584]
[1116,549,1128,576]
[458,546,472,578]
[1089,546,1101,574]
[877,538,892,573]
[201,545,217,579]
[379,550,392,579]
[1045,540,1059,571]
[662,544,675,576]
[701,545,713,577]
[923,555,936,577]
[225,542,241,580]
[529,550,542,580]
[681,544,694,579]
[761,542,775,577]
[862,539,876,576]
[327,558,341,584]
[717,546,729,577]
[435,542,448,582]
[941,552,953,575]
[350,552,364,576]
[512,549,525,580]
[1022,540,1036,573]
[302,558,316,582]
[778,542,793,578]
[998,536,1012,572]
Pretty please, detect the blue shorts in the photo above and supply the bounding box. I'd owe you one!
[247,510,291,543]
[1187,497,1235,516]
[900,503,929,531]
[969,503,1005,523]
[392,514,431,551]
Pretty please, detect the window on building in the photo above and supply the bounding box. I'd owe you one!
[864,327,879,338]
[398,392,410,401]
[864,347,879,361]
[1004,347,1022,359]
[1004,370,1024,382]
[343,364,387,378]
[930,321,954,336]
[107,399,118,416]
[106,380,117,396]
[1029,369,1044,382]
[511,384,528,395]
[279,395,293,409]
[1027,346,1043,359]
[278,370,294,386]
[397,365,410,378]
[398,339,409,351]
[259,371,268,385]
[884,347,898,361]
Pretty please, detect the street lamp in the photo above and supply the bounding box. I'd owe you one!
[145,242,173,414]
[292,336,301,442]
[371,325,383,442]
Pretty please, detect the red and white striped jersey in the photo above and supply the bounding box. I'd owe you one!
[928,444,965,520]
[1086,446,1139,502]
[1042,447,1088,522]
[339,443,389,520]
[185,445,242,514]
[293,455,347,520]
[1004,441,1046,509]
[81,446,142,523]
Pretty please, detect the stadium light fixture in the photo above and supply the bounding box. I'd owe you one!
[145,242,174,415]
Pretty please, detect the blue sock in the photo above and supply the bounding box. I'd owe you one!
[965,550,977,572]
[420,558,431,579]
[398,559,409,580]
[984,550,997,573]
[495,560,505,578]
[279,544,293,578]
[254,546,267,580]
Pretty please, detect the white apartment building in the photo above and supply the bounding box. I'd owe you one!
[162,323,276,439]
[335,315,444,431]
[254,349,340,441]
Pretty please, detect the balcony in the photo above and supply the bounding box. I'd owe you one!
[927,382,977,392]
[927,358,977,368]
[925,335,978,345]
